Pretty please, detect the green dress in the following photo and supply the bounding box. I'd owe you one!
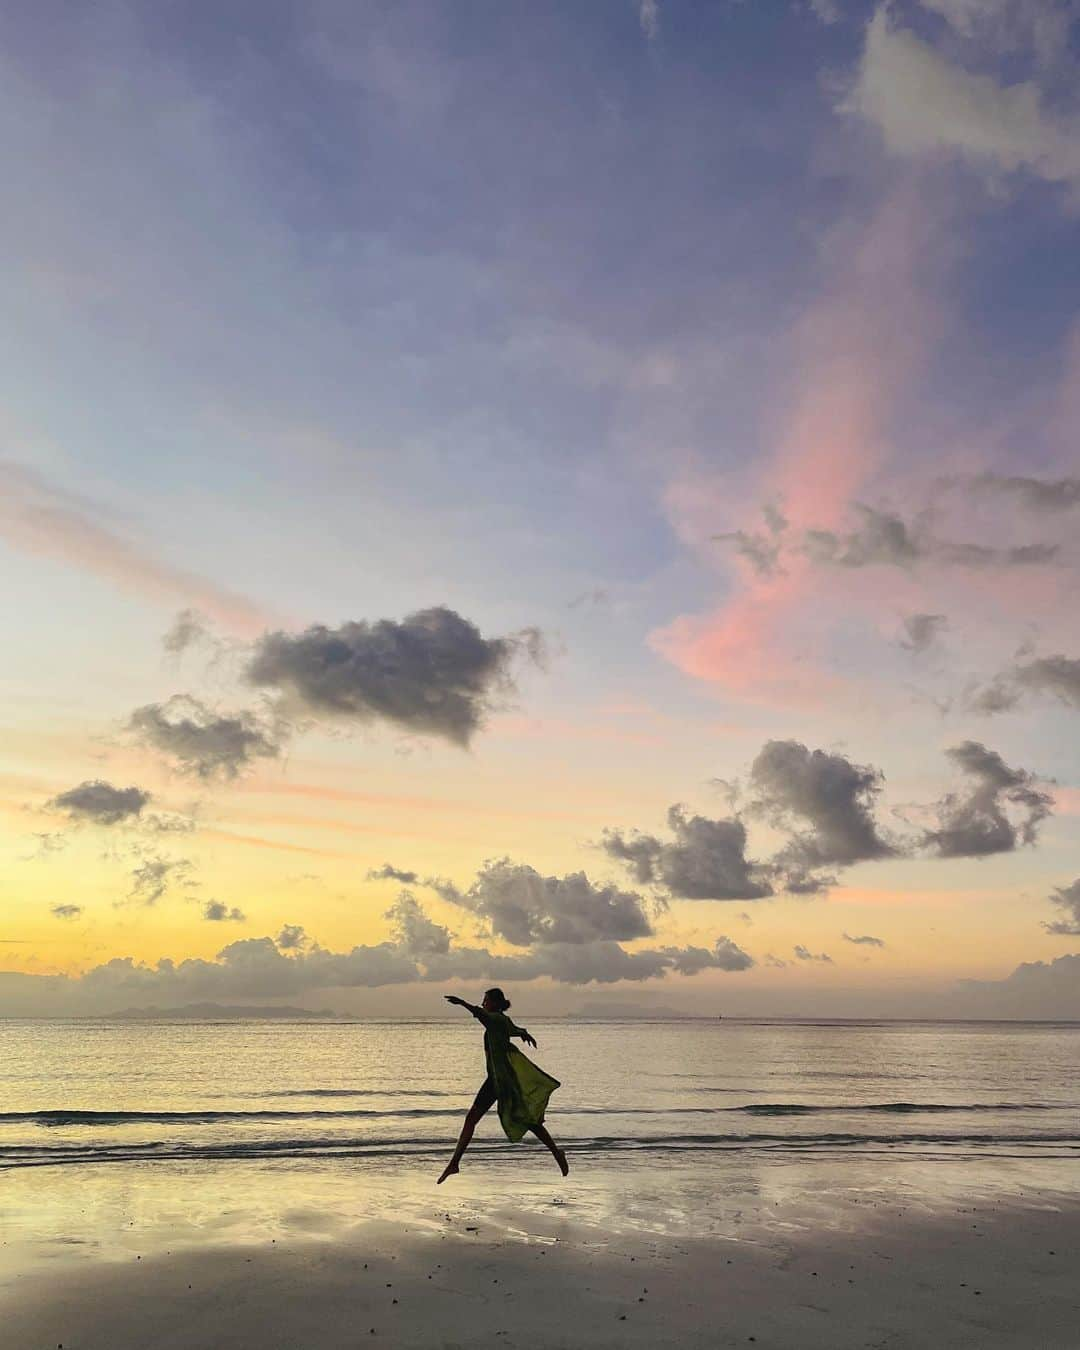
[474,1007,561,1143]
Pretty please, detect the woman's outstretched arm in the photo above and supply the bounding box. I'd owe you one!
[507,1017,538,1048]
[444,994,486,1020]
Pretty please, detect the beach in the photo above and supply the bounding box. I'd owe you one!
[4,1179,1080,1349]
[3,1017,1078,1347]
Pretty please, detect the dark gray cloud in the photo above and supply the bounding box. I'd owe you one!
[385,891,452,956]
[366,863,419,884]
[275,924,309,950]
[923,741,1052,858]
[1015,656,1080,708]
[713,504,788,578]
[793,944,834,963]
[443,858,655,946]
[1043,879,1080,936]
[245,607,542,747]
[129,694,281,779]
[203,901,246,923]
[968,473,1080,513]
[50,903,83,920]
[804,504,1058,570]
[967,675,1021,715]
[971,654,1080,715]
[602,806,773,900]
[128,853,194,906]
[843,932,886,948]
[662,937,755,974]
[425,933,754,984]
[749,740,894,890]
[49,780,152,825]
[806,505,922,568]
[898,612,947,654]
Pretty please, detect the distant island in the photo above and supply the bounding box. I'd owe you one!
[103,1003,347,1021]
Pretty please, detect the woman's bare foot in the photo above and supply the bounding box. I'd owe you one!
[554,1148,569,1177]
[436,1160,459,1184]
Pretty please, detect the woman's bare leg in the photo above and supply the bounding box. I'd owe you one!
[529,1122,569,1176]
[437,1084,495,1183]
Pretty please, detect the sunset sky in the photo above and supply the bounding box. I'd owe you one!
[2,0,1078,1018]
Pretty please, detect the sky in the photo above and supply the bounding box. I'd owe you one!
[2,0,1079,1019]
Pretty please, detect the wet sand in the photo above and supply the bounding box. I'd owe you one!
[4,1195,1079,1349]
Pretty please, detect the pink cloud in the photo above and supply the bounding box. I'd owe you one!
[0,461,271,636]
[651,188,947,703]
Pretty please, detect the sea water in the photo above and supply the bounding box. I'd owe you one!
[2,1018,1078,1269]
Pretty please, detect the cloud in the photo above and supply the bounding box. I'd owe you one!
[245,607,542,747]
[128,694,282,779]
[966,473,1080,514]
[916,0,1070,67]
[793,944,834,963]
[639,0,659,41]
[128,852,194,906]
[663,937,755,974]
[0,902,756,1013]
[602,806,773,900]
[764,952,789,968]
[652,188,948,705]
[712,505,788,579]
[366,863,420,884]
[50,903,83,920]
[566,587,610,610]
[23,832,69,860]
[1044,878,1080,936]
[957,953,1080,1017]
[275,924,309,950]
[163,608,213,656]
[923,741,1053,857]
[846,8,1080,191]
[898,612,947,653]
[49,779,152,825]
[809,0,842,23]
[970,654,1080,714]
[804,505,1058,570]
[425,934,754,985]
[202,901,246,922]
[0,462,270,635]
[749,740,894,889]
[843,931,886,948]
[385,891,452,956]
[441,858,655,946]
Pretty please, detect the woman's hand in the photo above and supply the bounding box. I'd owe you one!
[522,1031,537,1048]
[444,995,465,1006]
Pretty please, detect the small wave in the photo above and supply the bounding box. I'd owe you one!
[259,1089,461,1099]
[0,1108,460,1127]
[1,1101,1065,1129]
[2,1128,1078,1172]
[735,1102,1058,1116]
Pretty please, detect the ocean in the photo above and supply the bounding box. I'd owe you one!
[4,1016,1079,1169]
[6,1016,1080,1346]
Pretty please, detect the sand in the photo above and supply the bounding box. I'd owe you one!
[4,1195,1079,1349]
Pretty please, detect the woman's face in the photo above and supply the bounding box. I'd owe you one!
[481,994,497,1012]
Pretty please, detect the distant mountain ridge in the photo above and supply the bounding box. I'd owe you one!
[103,1003,346,1021]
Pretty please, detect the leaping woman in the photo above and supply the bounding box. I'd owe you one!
[437,988,569,1183]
